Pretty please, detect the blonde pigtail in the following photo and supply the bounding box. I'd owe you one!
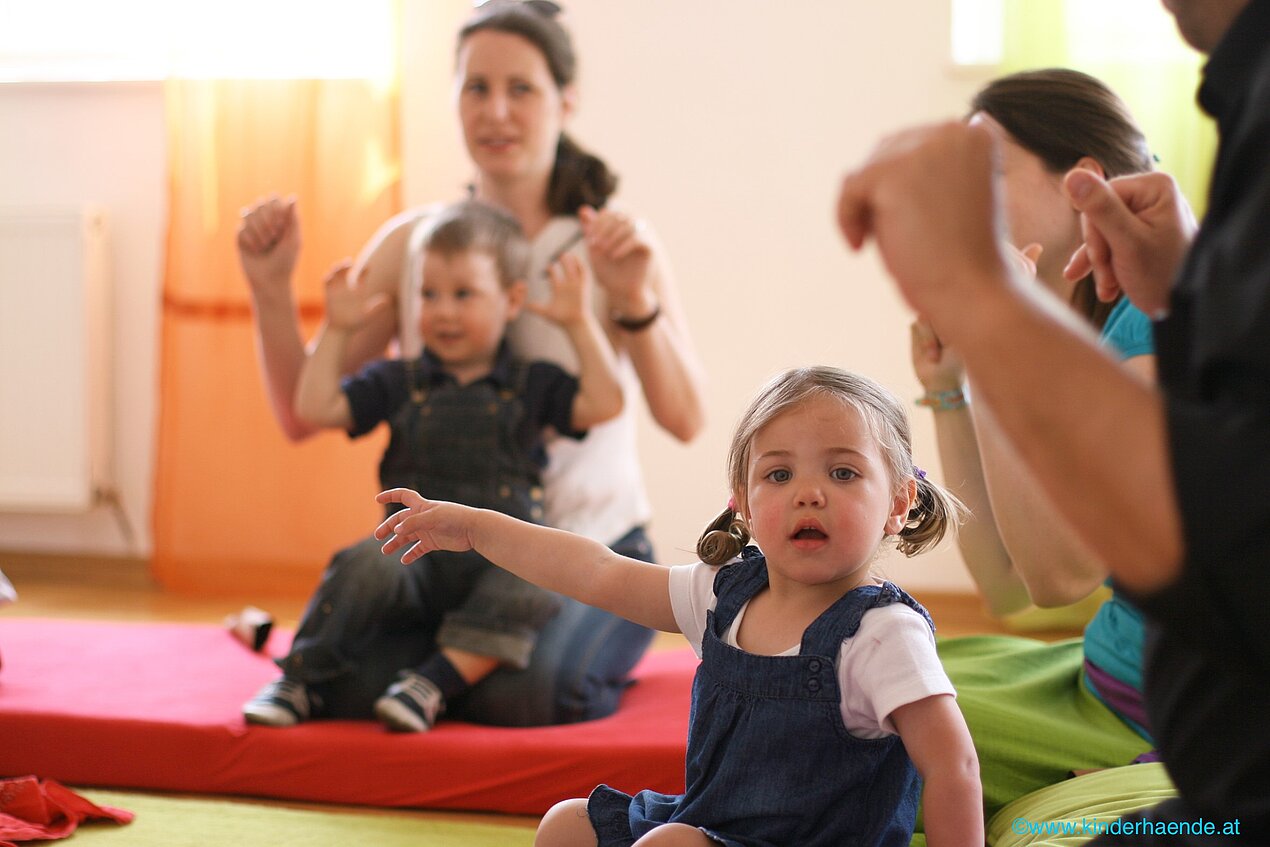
[896,472,967,557]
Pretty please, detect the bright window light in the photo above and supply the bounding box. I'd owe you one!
[951,0,1197,67]
[951,0,1004,67]
[1063,0,1196,63]
[0,0,397,82]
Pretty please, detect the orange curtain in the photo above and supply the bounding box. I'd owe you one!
[152,77,400,596]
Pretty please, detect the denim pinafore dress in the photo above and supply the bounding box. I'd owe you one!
[588,548,932,847]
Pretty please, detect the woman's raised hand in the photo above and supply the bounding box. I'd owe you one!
[524,252,590,328]
[375,489,479,564]
[1006,241,1043,280]
[237,194,302,293]
[908,241,1037,387]
[910,319,965,393]
[578,205,655,316]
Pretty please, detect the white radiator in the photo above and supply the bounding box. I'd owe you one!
[0,207,112,512]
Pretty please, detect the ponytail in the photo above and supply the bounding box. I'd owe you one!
[1069,275,1121,331]
[896,473,965,557]
[548,133,618,214]
[697,505,750,566]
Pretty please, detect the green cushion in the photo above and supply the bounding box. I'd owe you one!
[987,763,1176,846]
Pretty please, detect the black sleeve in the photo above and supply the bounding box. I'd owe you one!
[527,362,585,440]
[341,359,408,439]
[1129,395,1270,670]
[1128,81,1270,670]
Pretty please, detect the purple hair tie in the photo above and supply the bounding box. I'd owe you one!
[913,466,927,481]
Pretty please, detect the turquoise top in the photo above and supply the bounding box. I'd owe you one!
[1099,296,1154,360]
[1083,296,1154,737]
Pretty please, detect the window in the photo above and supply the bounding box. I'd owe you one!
[950,0,1197,68]
[1061,0,1196,64]
[951,0,1004,67]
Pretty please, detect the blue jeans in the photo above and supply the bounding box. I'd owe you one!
[283,526,656,725]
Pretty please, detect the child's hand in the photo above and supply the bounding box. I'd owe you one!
[524,253,590,328]
[375,489,478,564]
[323,262,388,331]
[578,206,654,316]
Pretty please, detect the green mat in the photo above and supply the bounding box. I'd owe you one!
[67,789,535,847]
[934,635,1153,822]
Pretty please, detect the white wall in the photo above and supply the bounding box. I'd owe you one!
[0,2,987,590]
[0,82,165,558]
[403,1,987,590]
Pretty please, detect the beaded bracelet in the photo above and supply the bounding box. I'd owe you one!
[915,389,968,412]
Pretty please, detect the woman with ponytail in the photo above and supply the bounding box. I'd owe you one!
[237,0,705,727]
[906,69,1169,830]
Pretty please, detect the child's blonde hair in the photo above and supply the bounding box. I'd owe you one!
[697,366,964,565]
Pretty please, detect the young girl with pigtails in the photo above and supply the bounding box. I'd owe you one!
[376,366,982,847]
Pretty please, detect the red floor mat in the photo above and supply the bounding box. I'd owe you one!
[0,619,692,815]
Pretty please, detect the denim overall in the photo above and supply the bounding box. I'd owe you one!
[279,355,562,717]
[379,356,544,521]
[589,548,932,847]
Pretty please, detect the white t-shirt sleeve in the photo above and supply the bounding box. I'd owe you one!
[837,604,954,738]
[668,562,722,658]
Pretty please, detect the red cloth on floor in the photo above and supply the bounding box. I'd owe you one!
[0,776,132,845]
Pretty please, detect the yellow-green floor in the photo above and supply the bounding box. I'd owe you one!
[68,789,536,847]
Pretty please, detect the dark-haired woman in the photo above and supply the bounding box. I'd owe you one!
[237,2,705,728]
[909,68,1169,826]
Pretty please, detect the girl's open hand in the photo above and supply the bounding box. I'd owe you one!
[524,253,589,328]
[579,205,654,315]
[323,262,387,331]
[374,489,478,564]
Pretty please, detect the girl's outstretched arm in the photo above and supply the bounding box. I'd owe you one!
[375,489,680,632]
[889,695,983,847]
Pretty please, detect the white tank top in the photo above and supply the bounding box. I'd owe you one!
[399,209,652,545]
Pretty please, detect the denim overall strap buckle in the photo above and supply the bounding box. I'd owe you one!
[405,357,428,406]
